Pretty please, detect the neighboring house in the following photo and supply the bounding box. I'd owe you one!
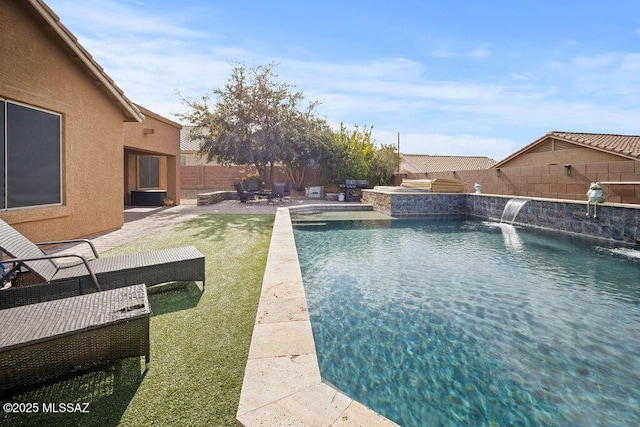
[0,0,181,241]
[414,131,640,203]
[180,126,214,166]
[493,131,640,168]
[400,154,496,175]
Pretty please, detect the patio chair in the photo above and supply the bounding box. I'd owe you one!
[233,182,255,203]
[0,219,205,309]
[267,183,286,205]
[245,179,260,197]
[283,182,292,203]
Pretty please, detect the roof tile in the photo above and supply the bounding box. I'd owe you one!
[550,132,640,159]
[402,154,496,173]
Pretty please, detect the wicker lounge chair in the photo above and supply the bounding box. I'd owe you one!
[0,219,205,308]
[0,284,150,394]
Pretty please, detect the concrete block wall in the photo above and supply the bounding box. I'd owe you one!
[398,160,640,204]
[180,165,321,191]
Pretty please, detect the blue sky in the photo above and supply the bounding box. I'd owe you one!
[46,0,640,161]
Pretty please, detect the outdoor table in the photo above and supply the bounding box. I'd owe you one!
[254,189,272,199]
[0,284,150,393]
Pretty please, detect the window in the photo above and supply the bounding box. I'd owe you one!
[139,155,159,188]
[0,100,62,209]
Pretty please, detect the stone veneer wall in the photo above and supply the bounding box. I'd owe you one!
[363,190,640,245]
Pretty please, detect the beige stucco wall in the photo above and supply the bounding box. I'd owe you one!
[0,1,129,241]
[124,106,182,205]
[499,145,629,168]
[399,160,640,204]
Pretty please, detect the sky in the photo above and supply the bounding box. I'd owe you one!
[45,0,640,161]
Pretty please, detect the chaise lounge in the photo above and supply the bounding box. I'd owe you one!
[0,283,150,394]
[0,219,205,309]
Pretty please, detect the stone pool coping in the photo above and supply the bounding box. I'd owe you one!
[236,206,398,426]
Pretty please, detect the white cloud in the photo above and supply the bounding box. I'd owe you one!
[573,54,618,69]
[45,0,640,160]
[430,47,491,59]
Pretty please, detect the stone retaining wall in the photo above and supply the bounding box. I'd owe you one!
[363,189,640,245]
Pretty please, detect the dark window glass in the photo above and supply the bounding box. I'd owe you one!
[139,155,159,188]
[3,101,61,209]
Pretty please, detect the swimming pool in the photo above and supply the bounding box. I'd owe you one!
[293,217,640,426]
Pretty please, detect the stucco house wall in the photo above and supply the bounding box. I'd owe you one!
[124,105,182,205]
[0,1,142,241]
[497,143,626,168]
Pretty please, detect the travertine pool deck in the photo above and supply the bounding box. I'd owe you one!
[236,207,398,426]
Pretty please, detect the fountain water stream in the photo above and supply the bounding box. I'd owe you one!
[500,199,529,224]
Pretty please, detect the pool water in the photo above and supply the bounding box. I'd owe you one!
[293,218,640,426]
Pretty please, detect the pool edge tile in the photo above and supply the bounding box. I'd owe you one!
[237,207,399,427]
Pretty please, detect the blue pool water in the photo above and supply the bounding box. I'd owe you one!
[293,218,640,426]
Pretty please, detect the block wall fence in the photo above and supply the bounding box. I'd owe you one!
[182,160,640,204]
[180,165,321,191]
[396,159,640,205]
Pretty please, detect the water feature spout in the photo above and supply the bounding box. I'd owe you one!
[500,198,529,224]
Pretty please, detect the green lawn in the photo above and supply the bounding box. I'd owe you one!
[1,214,274,427]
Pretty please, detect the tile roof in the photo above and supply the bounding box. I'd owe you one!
[401,154,496,173]
[549,132,640,159]
[494,131,640,166]
[180,126,202,151]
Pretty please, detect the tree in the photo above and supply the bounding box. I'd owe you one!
[176,63,327,187]
[279,107,333,190]
[369,144,398,186]
[319,123,396,187]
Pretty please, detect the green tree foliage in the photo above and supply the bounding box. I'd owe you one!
[370,143,399,186]
[279,109,334,191]
[176,63,327,187]
[320,123,397,186]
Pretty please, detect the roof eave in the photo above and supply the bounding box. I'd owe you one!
[28,0,144,123]
[494,132,640,167]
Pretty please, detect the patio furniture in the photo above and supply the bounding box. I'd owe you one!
[283,182,292,203]
[245,179,260,197]
[233,182,255,203]
[0,219,205,309]
[267,183,286,204]
[0,284,150,394]
[130,190,167,207]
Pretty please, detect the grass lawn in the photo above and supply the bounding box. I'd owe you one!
[1,214,274,427]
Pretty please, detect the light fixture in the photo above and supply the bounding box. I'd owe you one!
[495,168,500,177]
[564,164,571,176]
